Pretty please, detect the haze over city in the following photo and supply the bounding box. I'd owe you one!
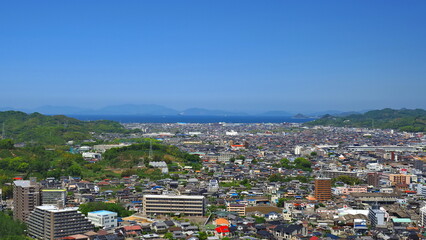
[1,1,426,113]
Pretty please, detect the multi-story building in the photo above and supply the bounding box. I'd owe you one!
[420,205,426,227]
[389,174,413,185]
[323,170,358,179]
[27,205,94,240]
[207,179,219,193]
[414,160,424,171]
[368,205,386,227]
[88,210,117,229]
[41,189,66,205]
[227,203,246,216]
[314,178,331,201]
[367,172,381,187]
[13,178,41,222]
[143,194,205,216]
[334,186,367,195]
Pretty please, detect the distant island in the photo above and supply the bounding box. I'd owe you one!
[1,104,295,117]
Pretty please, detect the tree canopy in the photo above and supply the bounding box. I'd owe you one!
[78,202,133,217]
[306,108,426,132]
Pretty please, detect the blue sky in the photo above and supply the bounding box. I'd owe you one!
[1,1,425,113]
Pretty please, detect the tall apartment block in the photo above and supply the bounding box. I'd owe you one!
[27,205,94,240]
[41,189,67,205]
[367,172,381,187]
[13,178,41,222]
[389,174,412,185]
[368,205,386,227]
[143,194,205,216]
[414,160,424,171]
[314,178,332,202]
[420,205,426,227]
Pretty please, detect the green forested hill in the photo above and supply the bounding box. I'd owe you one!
[305,108,426,132]
[0,111,131,144]
[102,141,201,169]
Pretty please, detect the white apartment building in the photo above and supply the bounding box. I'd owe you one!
[143,194,205,216]
[88,210,118,229]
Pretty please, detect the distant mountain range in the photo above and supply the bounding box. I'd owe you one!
[0,104,364,117]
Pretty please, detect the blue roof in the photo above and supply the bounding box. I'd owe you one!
[89,210,116,215]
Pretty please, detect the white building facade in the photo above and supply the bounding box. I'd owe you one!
[88,210,118,229]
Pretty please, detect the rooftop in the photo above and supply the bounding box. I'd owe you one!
[89,210,117,215]
[37,205,79,213]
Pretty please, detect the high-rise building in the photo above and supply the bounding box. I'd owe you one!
[27,205,94,240]
[143,194,205,216]
[367,172,381,187]
[389,174,412,185]
[368,205,386,227]
[414,160,424,171]
[41,189,66,205]
[13,178,41,222]
[314,178,332,201]
[420,205,426,227]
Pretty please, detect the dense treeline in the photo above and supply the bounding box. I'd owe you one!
[102,141,201,169]
[0,111,135,145]
[0,211,30,240]
[78,202,133,217]
[273,157,313,172]
[0,138,203,197]
[305,108,426,132]
[0,144,117,196]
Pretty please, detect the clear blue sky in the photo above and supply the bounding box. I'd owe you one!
[1,1,425,113]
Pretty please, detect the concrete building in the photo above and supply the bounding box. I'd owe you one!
[13,178,41,222]
[314,178,332,202]
[367,172,381,187]
[420,205,426,227]
[88,210,117,229]
[207,179,219,193]
[323,170,358,179]
[27,205,94,240]
[414,160,424,171]
[227,203,246,216]
[389,174,413,185]
[41,189,66,205]
[368,205,386,227]
[143,194,205,216]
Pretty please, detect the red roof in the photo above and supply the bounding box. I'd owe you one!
[215,226,230,233]
[13,177,23,180]
[310,237,320,240]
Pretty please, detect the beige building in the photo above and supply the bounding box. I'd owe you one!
[389,174,413,185]
[13,178,41,222]
[143,194,205,216]
[227,204,246,216]
[314,178,332,202]
[27,205,94,240]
